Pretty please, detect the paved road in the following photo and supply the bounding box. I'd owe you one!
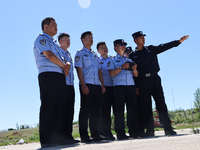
[1,129,200,150]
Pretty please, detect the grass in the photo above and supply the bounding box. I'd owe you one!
[0,122,200,146]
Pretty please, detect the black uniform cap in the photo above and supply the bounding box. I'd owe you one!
[113,39,127,46]
[125,46,133,53]
[132,31,146,39]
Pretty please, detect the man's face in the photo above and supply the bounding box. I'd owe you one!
[98,44,108,55]
[45,19,57,36]
[59,36,70,49]
[124,50,131,58]
[82,34,93,47]
[115,43,126,53]
[134,35,145,45]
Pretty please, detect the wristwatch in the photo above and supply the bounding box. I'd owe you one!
[119,66,123,70]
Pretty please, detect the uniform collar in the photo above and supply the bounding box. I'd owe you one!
[100,56,108,60]
[135,46,146,52]
[116,54,124,59]
[60,48,67,54]
[42,33,56,42]
[83,47,92,52]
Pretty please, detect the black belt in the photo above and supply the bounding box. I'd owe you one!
[138,72,157,78]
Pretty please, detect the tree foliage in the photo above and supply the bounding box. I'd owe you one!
[194,88,200,112]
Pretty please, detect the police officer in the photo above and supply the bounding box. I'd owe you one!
[124,46,133,58]
[97,42,115,140]
[74,31,106,143]
[33,17,73,148]
[129,31,189,136]
[58,33,80,143]
[107,39,139,139]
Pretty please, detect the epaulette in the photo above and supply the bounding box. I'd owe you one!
[147,45,153,48]
[77,48,83,52]
[108,55,114,58]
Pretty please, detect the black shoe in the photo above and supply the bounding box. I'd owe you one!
[117,134,129,140]
[165,129,177,136]
[129,133,138,139]
[92,135,106,141]
[81,137,92,143]
[74,139,80,143]
[57,139,75,145]
[41,143,58,148]
[138,132,148,138]
[146,132,155,137]
[106,135,115,140]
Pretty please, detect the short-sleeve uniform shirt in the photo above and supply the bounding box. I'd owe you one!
[60,48,74,85]
[74,47,100,85]
[33,33,64,74]
[107,54,135,86]
[98,56,113,87]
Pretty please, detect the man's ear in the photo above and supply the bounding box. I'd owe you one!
[44,24,48,31]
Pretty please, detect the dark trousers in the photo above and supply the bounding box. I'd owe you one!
[136,74,172,133]
[79,84,101,139]
[38,72,68,145]
[113,85,139,137]
[101,86,115,136]
[63,85,75,140]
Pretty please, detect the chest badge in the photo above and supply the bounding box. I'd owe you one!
[84,54,89,57]
[116,60,121,63]
[100,62,104,65]
[107,61,111,67]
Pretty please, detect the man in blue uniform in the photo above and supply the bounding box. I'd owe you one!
[74,31,106,143]
[97,42,115,140]
[108,39,139,139]
[129,31,189,136]
[33,17,73,148]
[58,33,80,143]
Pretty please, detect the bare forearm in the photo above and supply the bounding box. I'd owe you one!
[43,50,65,68]
[98,69,104,87]
[76,67,86,86]
[109,68,121,77]
[133,69,138,77]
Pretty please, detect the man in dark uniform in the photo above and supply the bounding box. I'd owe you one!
[129,31,189,136]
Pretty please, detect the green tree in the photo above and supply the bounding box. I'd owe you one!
[194,88,200,121]
[194,88,200,112]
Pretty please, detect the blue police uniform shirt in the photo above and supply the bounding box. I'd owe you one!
[60,48,74,86]
[107,54,135,86]
[74,47,100,85]
[33,33,64,74]
[98,56,113,87]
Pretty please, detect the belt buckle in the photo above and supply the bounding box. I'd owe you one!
[146,73,151,77]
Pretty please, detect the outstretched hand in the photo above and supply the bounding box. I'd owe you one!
[179,35,189,43]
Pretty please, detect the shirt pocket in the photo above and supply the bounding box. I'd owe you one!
[83,56,92,68]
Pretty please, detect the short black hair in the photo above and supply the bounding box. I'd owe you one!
[96,42,106,50]
[81,31,93,40]
[58,33,70,41]
[41,17,55,31]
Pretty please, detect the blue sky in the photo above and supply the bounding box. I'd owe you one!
[0,0,199,130]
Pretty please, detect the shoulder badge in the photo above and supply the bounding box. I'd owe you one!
[39,39,46,45]
[75,56,80,62]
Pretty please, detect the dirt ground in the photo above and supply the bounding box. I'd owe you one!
[1,128,200,150]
